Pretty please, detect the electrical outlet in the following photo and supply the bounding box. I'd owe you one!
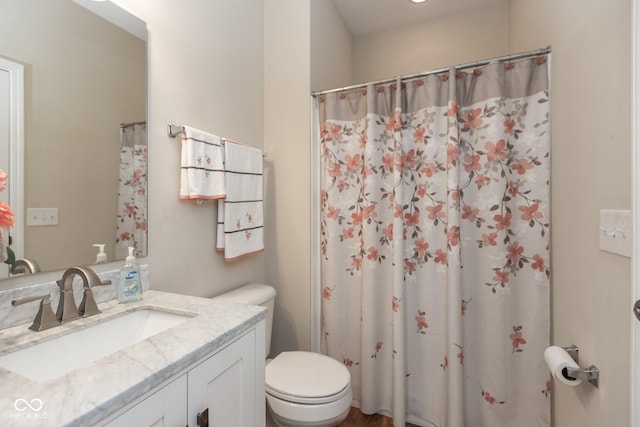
[27,208,59,227]
[599,209,632,257]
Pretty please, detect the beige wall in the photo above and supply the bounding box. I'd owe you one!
[311,0,353,91]
[509,1,632,425]
[264,0,312,355]
[351,1,509,84]
[121,0,267,298]
[0,0,145,271]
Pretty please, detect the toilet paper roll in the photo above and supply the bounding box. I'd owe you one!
[544,346,582,386]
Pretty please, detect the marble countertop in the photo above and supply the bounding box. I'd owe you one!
[0,290,267,426]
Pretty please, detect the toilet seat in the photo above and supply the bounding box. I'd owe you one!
[266,351,351,405]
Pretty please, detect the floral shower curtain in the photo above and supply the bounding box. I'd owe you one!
[318,56,550,427]
[116,122,147,259]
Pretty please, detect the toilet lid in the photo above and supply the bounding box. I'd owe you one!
[265,351,350,403]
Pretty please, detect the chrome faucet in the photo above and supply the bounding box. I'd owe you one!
[56,266,111,322]
[10,259,41,275]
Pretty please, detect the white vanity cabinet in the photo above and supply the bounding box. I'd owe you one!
[102,320,265,427]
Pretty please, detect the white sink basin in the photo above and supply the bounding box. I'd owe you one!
[0,308,193,382]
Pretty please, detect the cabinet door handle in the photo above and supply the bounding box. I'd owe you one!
[196,408,209,427]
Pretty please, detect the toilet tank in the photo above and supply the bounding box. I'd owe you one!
[211,283,276,358]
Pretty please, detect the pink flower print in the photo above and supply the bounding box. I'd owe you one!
[382,153,395,173]
[415,238,429,257]
[0,169,7,192]
[362,204,377,220]
[504,115,516,135]
[420,162,438,177]
[509,325,526,352]
[206,155,212,165]
[120,232,131,241]
[481,232,497,246]
[351,211,363,226]
[386,113,402,131]
[401,149,417,169]
[435,249,447,265]
[543,380,552,398]
[351,256,362,270]
[426,203,446,221]
[510,158,534,175]
[342,227,354,239]
[519,203,543,222]
[343,358,358,367]
[394,204,403,218]
[461,298,471,316]
[447,101,458,117]
[247,213,253,223]
[404,260,416,273]
[447,143,459,164]
[326,124,343,140]
[506,242,524,264]
[451,186,461,202]
[244,230,252,240]
[236,220,242,230]
[415,310,428,334]
[448,226,460,246]
[327,161,342,178]
[508,181,519,197]
[392,297,399,312]
[414,125,426,143]
[197,156,203,165]
[457,350,464,365]
[532,254,545,272]
[363,164,372,179]
[416,184,427,198]
[367,246,379,261]
[483,391,496,405]
[322,287,332,300]
[404,210,420,226]
[359,132,366,149]
[320,190,327,204]
[440,355,449,370]
[326,206,340,220]
[135,220,147,231]
[383,224,393,241]
[493,212,512,230]
[371,341,383,358]
[462,108,483,129]
[475,174,489,189]
[337,180,347,191]
[493,270,510,285]
[485,139,507,161]
[345,154,362,171]
[464,154,481,173]
[462,205,479,222]
[123,204,137,216]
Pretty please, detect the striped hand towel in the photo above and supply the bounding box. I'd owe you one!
[180,126,226,200]
[216,140,264,261]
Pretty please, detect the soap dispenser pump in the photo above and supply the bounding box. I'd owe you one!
[93,244,107,264]
[118,246,142,303]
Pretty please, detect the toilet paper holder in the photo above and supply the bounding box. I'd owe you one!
[562,345,600,388]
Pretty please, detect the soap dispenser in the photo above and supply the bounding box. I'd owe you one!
[93,244,107,264]
[118,247,142,303]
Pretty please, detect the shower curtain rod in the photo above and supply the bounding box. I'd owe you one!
[311,45,551,96]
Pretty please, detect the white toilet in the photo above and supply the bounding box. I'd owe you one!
[212,283,352,427]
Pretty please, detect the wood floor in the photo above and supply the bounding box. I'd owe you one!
[336,406,422,427]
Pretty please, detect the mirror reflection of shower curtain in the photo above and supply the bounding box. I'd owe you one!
[116,122,147,259]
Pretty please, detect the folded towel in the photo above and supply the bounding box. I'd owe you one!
[180,126,226,200]
[216,140,264,261]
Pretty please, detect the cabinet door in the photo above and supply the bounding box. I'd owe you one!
[104,374,187,427]
[188,330,257,427]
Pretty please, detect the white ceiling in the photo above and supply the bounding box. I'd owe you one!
[332,0,502,37]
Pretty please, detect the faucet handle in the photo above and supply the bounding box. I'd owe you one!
[78,277,111,317]
[12,294,60,332]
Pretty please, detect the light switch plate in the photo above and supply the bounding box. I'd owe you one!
[599,209,632,257]
[26,208,59,227]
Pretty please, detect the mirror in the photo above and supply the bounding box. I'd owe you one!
[0,0,147,281]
